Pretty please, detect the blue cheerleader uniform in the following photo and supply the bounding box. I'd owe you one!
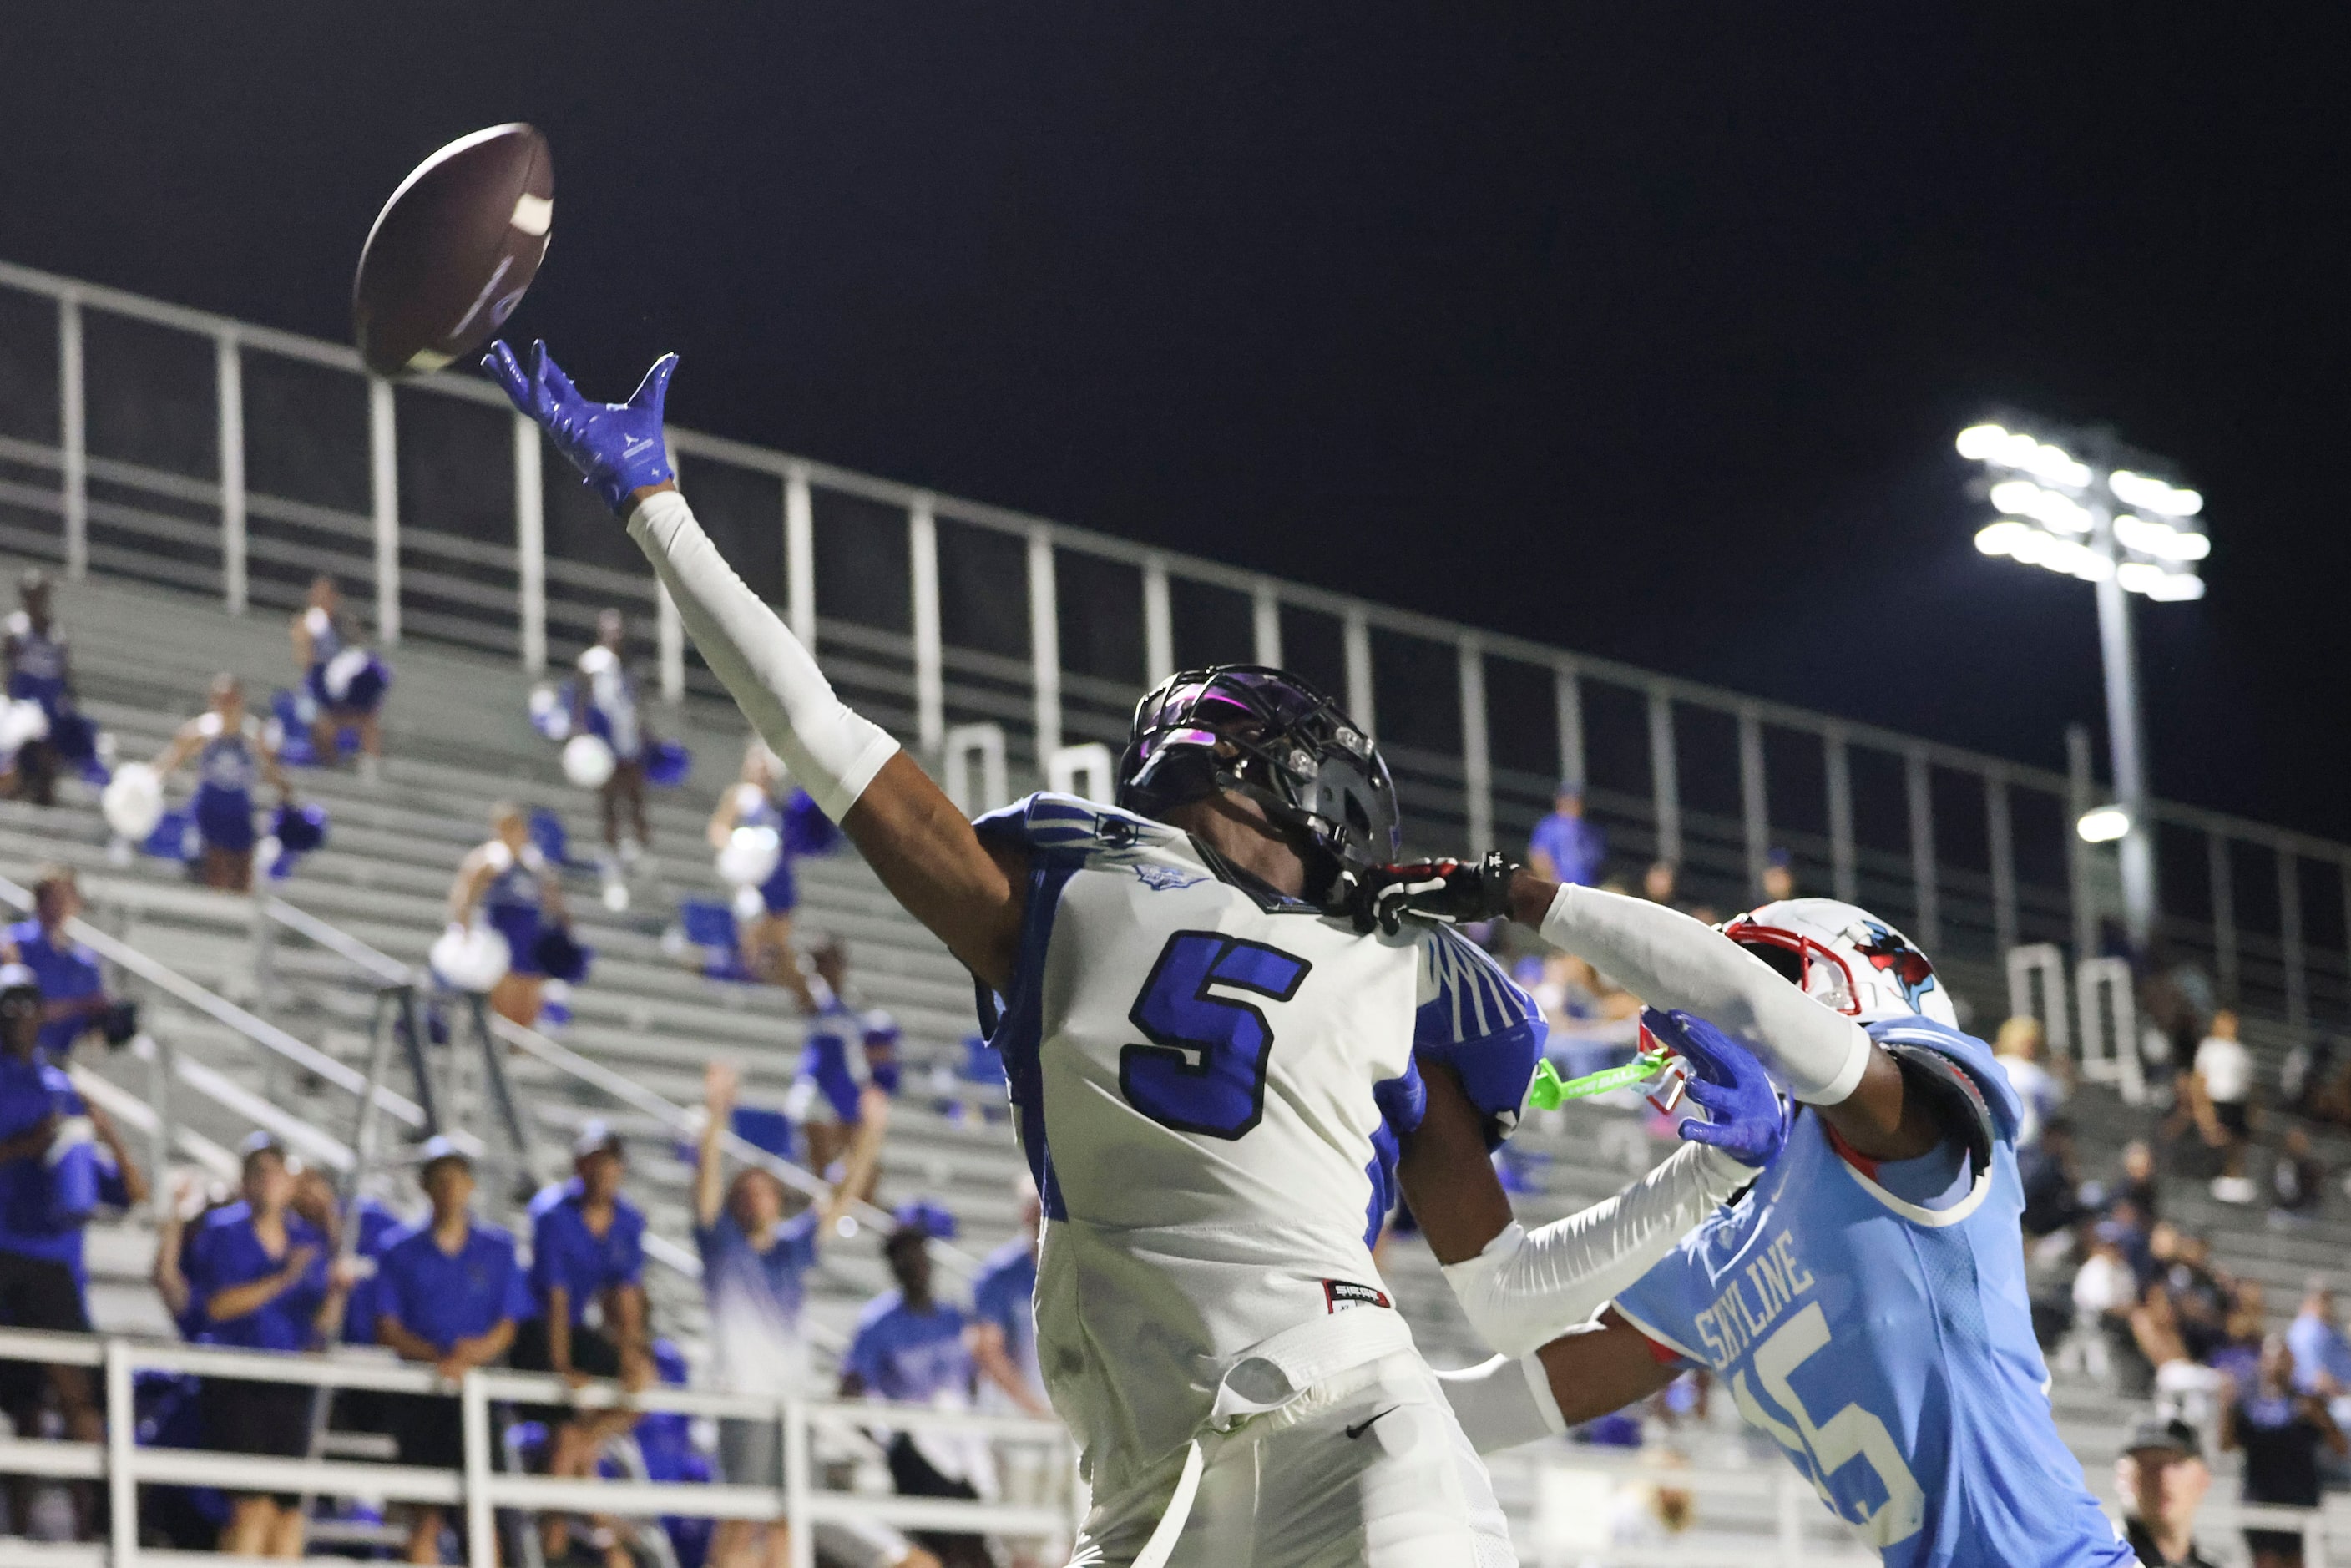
[190,715,263,854]
[481,842,549,979]
[729,784,799,916]
[578,647,644,765]
[3,614,68,717]
[302,609,388,716]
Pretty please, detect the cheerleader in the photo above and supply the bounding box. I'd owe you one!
[448,802,567,1029]
[153,675,290,893]
[573,609,653,882]
[3,571,72,806]
[291,575,387,782]
[705,741,819,1010]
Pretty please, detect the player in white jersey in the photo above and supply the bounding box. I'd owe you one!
[488,340,1789,1567]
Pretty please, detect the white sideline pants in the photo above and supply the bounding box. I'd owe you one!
[1069,1351,1516,1568]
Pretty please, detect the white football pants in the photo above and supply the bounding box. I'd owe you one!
[1068,1350,1516,1568]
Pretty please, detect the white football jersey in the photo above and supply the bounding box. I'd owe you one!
[975,793,1542,1497]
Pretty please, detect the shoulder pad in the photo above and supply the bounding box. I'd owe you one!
[1866,1015,2020,1148]
[3,612,26,637]
[1878,1036,1997,1177]
[971,792,1176,863]
[1413,925,1545,1146]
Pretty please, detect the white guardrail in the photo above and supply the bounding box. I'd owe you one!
[0,1326,1074,1568]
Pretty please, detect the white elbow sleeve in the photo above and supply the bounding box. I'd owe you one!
[1537,882,1871,1104]
[628,491,899,822]
[1436,1353,1565,1456]
[1440,1143,1750,1358]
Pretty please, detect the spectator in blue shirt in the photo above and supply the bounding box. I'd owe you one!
[968,1181,1047,1422]
[695,1061,871,1568]
[790,938,897,1205]
[842,1213,986,1568]
[0,962,144,1538]
[1526,783,1604,888]
[2288,1282,2351,1426]
[183,1134,355,1559]
[373,1139,532,1564]
[515,1121,652,1563]
[3,867,114,1060]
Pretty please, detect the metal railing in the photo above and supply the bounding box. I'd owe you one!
[0,1326,1074,1568]
[0,257,2343,1044]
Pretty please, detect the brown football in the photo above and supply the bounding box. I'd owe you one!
[353,124,554,377]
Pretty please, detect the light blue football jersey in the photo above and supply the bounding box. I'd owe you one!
[1610,1016,2131,1568]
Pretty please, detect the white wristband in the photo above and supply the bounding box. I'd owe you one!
[1440,1141,1750,1358]
[626,491,899,822]
[1537,882,1872,1105]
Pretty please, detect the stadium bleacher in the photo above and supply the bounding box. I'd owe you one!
[7,547,2345,1562]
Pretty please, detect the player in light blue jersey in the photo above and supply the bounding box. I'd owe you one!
[1417,897,2136,1568]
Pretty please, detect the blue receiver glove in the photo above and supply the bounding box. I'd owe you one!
[1641,1006,1789,1170]
[483,339,677,516]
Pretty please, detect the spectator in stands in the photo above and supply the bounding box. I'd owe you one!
[790,938,897,1203]
[969,1178,1052,1568]
[969,1178,1048,1420]
[1641,859,1686,913]
[2223,1335,2347,1568]
[3,569,75,807]
[1759,846,1797,903]
[1994,1016,2063,1150]
[842,1212,988,1568]
[694,1060,871,1568]
[0,962,144,1537]
[574,610,655,891]
[2019,1116,2085,1240]
[183,1134,356,1559]
[372,1138,531,1565]
[2285,1282,2351,1421]
[2116,1417,2218,1567]
[2269,1126,2325,1221]
[1526,783,1605,888]
[449,802,569,1029]
[2134,1282,2223,1439]
[2212,1285,2269,1391]
[2194,1009,2257,1204]
[154,674,291,893]
[2116,1139,2162,1222]
[515,1121,653,1565]
[3,866,114,1060]
[291,574,387,783]
[2076,1221,2147,1394]
[706,740,822,1010]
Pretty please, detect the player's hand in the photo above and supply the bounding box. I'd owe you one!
[1334,852,1519,934]
[1643,1008,1788,1170]
[482,339,677,516]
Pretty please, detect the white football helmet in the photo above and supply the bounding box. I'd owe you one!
[1720,897,1958,1027]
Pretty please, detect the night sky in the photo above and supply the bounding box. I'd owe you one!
[6,5,2346,841]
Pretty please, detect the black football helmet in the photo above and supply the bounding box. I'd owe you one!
[1115,665,1401,877]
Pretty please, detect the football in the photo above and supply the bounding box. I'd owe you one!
[352,123,554,377]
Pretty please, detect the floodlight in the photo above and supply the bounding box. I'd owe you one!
[2077,806,2131,843]
[1956,423,2008,460]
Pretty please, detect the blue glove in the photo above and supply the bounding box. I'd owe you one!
[483,339,677,515]
[1642,1007,1789,1170]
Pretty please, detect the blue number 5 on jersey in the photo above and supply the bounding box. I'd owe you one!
[1120,931,1311,1139]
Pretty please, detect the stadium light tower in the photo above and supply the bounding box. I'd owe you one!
[1957,416,2210,958]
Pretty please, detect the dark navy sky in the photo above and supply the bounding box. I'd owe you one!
[6,4,2345,840]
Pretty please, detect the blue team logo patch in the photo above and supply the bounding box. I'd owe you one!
[1135,863,1206,893]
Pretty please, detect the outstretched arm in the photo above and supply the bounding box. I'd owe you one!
[1436,1309,1681,1454]
[1356,861,1932,1159]
[1402,1011,1784,1358]
[487,341,1026,989]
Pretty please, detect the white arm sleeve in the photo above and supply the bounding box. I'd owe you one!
[1538,882,1872,1105]
[1436,1353,1565,1455]
[1440,1141,1750,1358]
[626,491,899,822]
